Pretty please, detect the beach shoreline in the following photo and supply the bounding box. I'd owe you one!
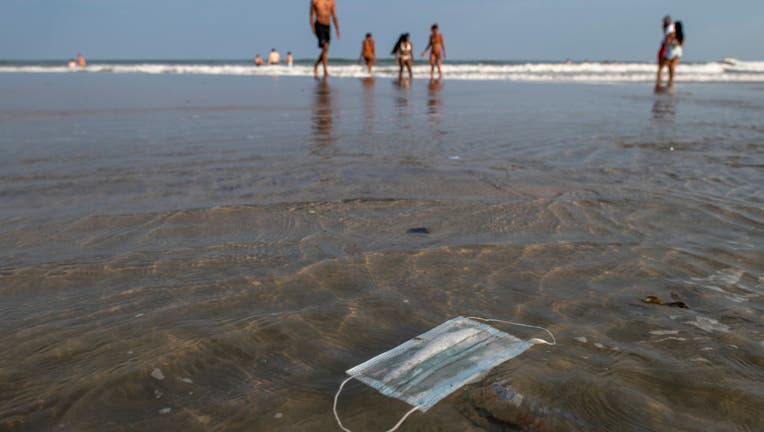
[2,58,764,82]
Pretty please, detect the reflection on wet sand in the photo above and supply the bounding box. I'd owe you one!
[652,95,677,122]
[361,77,375,134]
[428,79,443,115]
[2,75,763,431]
[311,78,335,155]
[428,79,443,129]
[393,79,412,129]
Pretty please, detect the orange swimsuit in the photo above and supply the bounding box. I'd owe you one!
[363,40,374,60]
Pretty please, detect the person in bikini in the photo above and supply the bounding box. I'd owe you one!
[655,15,675,92]
[421,24,445,80]
[664,20,685,89]
[393,33,414,81]
[310,0,340,78]
[359,33,376,74]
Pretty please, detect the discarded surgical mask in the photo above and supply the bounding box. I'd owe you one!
[333,316,555,432]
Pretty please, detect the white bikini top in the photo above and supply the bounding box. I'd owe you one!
[400,42,412,56]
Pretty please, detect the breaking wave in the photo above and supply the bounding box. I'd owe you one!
[1,59,763,82]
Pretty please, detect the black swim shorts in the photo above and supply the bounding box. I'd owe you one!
[315,22,331,48]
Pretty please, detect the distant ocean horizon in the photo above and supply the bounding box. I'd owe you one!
[2,58,764,82]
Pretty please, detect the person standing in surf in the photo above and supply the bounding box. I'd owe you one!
[421,24,446,80]
[359,33,376,74]
[268,49,281,65]
[655,15,676,92]
[393,33,414,81]
[310,0,341,78]
[664,20,685,88]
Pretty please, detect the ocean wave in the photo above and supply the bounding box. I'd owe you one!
[2,60,764,82]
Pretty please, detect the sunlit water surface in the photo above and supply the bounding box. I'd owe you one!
[0,74,762,431]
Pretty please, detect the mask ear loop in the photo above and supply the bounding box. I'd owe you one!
[464,316,557,346]
[333,375,420,432]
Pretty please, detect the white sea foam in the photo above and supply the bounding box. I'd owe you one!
[1,60,764,82]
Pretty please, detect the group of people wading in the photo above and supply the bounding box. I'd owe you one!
[311,0,686,89]
[310,0,446,81]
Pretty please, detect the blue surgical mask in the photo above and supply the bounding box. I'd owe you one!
[333,316,555,431]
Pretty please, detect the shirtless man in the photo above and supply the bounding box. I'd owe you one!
[268,48,281,65]
[310,0,340,78]
[421,24,445,79]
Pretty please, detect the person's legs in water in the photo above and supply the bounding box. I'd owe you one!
[655,47,667,92]
[667,56,680,87]
[667,60,674,88]
[314,43,330,77]
[313,23,331,78]
[429,53,443,80]
[406,60,413,80]
[655,60,666,92]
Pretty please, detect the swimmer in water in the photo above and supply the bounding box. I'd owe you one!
[268,49,281,65]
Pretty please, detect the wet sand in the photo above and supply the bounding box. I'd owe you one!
[0,74,763,431]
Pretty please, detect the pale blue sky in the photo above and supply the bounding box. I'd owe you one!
[1,0,762,61]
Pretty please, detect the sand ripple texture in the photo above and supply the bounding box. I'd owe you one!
[1,76,763,431]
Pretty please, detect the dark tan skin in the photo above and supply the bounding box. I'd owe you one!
[421,26,446,80]
[310,0,340,77]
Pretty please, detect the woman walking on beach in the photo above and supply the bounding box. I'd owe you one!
[393,33,414,81]
[359,33,376,74]
[421,24,446,80]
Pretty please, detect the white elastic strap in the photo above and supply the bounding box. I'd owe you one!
[465,316,557,345]
[333,375,420,432]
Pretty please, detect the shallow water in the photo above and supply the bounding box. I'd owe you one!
[3,59,764,82]
[0,74,762,431]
